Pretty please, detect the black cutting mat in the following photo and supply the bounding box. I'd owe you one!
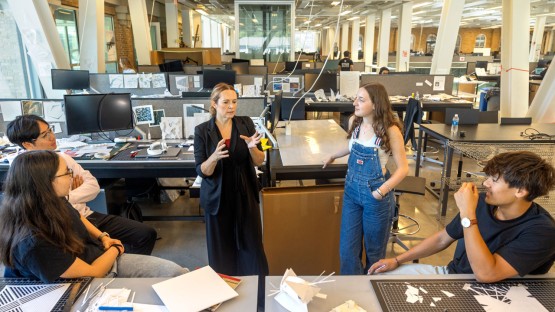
[371,278,555,312]
[0,277,92,311]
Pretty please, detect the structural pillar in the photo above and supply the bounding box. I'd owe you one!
[327,27,337,59]
[7,0,67,98]
[165,1,179,48]
[78,0,105,73]
[501,0,530,118]
[350,19,360,61]
[341,22,349,57]
[529,16,546,62]
[527,57,555,123]
[430,0,465,75]
[182,9,193,48]
[377,9,391,69]
[129,0,153,65]
[396,2,412,72]
[364,15,376,71]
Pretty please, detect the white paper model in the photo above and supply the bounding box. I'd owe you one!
[269,268,331,312]
[160,117,183,139]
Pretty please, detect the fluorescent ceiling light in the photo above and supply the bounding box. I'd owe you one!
[196,9,208,16]
[323,26,330,29]
[413,2,432,9]
[347,16,359,21]
[413,11,425,15]
[339,10,352,16]
[315,23,322,27]
[229,16,235,20]
[331,1,340,6]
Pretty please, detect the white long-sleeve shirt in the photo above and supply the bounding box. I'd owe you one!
[8,150,100,217]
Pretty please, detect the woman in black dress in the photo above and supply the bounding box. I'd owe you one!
[194,83,268,278]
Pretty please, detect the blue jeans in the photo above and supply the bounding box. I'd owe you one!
[339,142,394,275]
[109,254,189,278]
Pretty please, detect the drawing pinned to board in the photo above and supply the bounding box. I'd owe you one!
[43,101,66,122]
[183,104,210,138]
[133,105,155,125]
[109,74,124,88]
[21,100,44,117]
[0,101,23,121]
[139,73,152,88]
[160,117,183,139]
[150,109,165,127]
[152,74,167,88]
[175,76,189,91]
[123,74,139,88]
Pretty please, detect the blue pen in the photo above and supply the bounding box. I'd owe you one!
[98,306,133,311]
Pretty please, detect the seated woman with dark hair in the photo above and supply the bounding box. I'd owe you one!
[0,151,188,282]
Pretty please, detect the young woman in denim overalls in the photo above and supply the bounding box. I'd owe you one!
[323,83,408,275]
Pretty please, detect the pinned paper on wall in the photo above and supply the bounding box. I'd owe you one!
[0,101,23,121]
[109,74,124,88]
[183,104,210,138]
[139,73,152,88]
[124,74,139,88]
[21,100,44,117]
[152,74,167,88]
[133,105,155,125]
[150,109,165,127]
[160,117,183,139]
[433,76,446,91]
[44,101,65,122]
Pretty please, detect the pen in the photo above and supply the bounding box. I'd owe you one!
[98,306,133,311]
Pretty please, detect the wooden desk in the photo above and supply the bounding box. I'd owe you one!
[265,273,555,312]
[415,123,555,217]
[71,276,258,311]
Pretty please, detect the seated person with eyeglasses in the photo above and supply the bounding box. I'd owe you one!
[369,151,555,283]
[0,150,188,282]
[6,115,157,255]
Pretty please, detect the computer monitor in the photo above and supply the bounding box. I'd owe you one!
[304,73,338,92]
[269,91,282,134]
[230,62,249,75]
[158,60,184,72]
[475,61,488,69]
[281,97,305,121]
[64,93,134,135]
[285,61,303,72]
[232,58,250,63]
[202,69,236,89]
[323,59,340,71]
[51,69,90,90]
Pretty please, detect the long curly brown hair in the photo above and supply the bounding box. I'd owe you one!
[347,83,403,153]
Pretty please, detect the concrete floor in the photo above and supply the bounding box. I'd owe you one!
[141,144,555,273]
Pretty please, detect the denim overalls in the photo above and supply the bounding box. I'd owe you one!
[339,127,394,275]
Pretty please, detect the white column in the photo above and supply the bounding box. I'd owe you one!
[182,9,193,48]
[364,15,376,72]
[527,61,555,123]
[7,0,67,98]
[78,0,105,73]
[544,29,554,54]
[529,16,546,62]
[396,2,412,72]
[351,19,360,61]
[377,9,391,69]
[429,0,465,75]
[327,27,336,58]
[341,22,349,57]
[129,0,153,65]
[501,0,530,118]
[165,1,179,48]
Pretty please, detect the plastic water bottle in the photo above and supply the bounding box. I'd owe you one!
[451,114,459,136]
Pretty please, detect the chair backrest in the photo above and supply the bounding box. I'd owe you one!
[478,111,498,123]
[87,189,108,214]
[444,108,480,125]
[500,117,532,125]
[403,98,422,147]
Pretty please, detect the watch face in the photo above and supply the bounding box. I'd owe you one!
[461,218,470,227]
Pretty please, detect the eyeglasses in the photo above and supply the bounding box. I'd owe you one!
[33,125,55,141]
[485,175,500,183]
[55,168,73,178]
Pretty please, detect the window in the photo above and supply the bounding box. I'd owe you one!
[426,34,436,54]
[54,8,80,68]
[295,31,319,53]
[104,15,117,73]
[475,34,486,48]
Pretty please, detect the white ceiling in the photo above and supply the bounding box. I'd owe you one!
[179,0,555,30]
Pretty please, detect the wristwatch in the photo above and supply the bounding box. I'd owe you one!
[97,232,110,241]
[461,217,477,228]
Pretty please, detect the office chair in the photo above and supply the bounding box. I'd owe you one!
[404,98,442,166]
[389,176,425,253]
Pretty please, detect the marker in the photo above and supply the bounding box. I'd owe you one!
[98,306,133,311]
